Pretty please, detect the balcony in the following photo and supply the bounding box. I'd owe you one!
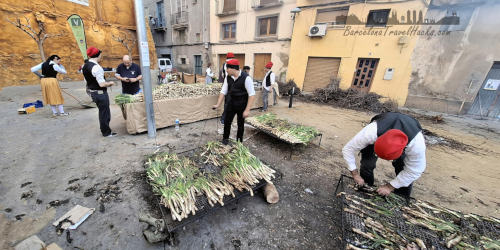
[215,0,239,17]
[152,17,167,30]
[251,0,284,10]
[171,11,188,30]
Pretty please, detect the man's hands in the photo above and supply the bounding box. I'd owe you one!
[212,104,219,109]
[376,183,395,197]
[130,78,138,83]
[243,109,250,118]
[351,170,365,186]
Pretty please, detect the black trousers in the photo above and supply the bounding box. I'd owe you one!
[359,144,413,197]
[91,93,112,136]
[223,103,246,142]
[221,95,230,123]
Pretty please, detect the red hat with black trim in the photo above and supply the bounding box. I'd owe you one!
[226,59,240,69]
[374,129,408,160]
[227,52,234,58]
[265,62,273,69]
[87,47,100,57]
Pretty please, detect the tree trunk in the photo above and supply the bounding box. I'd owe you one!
[38,41,46,61]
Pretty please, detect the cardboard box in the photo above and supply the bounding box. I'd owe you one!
[18,106,36,114]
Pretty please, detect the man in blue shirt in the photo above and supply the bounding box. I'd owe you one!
[115,55,143,95]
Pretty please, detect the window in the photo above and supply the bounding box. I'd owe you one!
[181,58,186,64]
[366,9,390,27]
[351,58,379,92]
[258,16,278,36]
[223,0,237,12]
[196,33,201,42]
[222,22,236,39]
[316,7,348,27]
[156,1,165,27]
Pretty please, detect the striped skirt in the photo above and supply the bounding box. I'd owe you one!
[41,78,65,105]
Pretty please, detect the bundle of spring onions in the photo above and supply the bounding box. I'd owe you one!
[246,113,321,144]
[152,83,222,100]
[114,93,142,105]
[339,185,500,250]
[146,141,276,221]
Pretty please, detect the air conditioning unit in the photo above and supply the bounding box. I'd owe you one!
[308,24,327,38]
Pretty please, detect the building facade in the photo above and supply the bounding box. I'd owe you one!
[406,0,500,117]
[144,0,211,75]
[209,0,296,82]
[286,0,430,105]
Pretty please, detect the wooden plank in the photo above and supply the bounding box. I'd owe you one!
[254,54,272,81]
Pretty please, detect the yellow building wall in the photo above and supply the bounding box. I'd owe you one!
[287,0,429,105]
[209,0,296,80]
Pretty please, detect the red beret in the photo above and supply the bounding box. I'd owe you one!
[227,52,234,58]
[87,47,100,57]
[227,59,240,66]
[265,62,273,69]
[374,129,408,160]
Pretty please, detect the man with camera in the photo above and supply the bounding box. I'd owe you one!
[115,55,143,95]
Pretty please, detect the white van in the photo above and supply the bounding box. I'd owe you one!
[158,58,172,72]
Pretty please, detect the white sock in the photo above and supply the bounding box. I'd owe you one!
[57,105,64,113]
[51,105,57,114]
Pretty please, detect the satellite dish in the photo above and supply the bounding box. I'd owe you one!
[310,26,319,35]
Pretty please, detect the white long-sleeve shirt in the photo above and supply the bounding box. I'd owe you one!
[342,122,426,189]
[262,71,275,91]
[220,70,255,96]
[87,59,106,84]
[31,61,67,75]
[206,67,214,77]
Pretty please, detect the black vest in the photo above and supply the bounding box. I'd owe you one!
[82,61,106,91]
[41,62,58,78]
[227,71,250,106]
[371,112,422,144]
[265,71,273,87]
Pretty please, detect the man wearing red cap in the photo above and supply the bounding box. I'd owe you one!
[342,112,426,197]
[212,59,255,144]
[260,61,276,112]
[82,47,118,137]
[219,52,235,125]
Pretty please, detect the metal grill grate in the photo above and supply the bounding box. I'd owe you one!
[338,175,500,249]
[154,148,283,232]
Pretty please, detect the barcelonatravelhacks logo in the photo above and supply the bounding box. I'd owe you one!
[337,9,460,37]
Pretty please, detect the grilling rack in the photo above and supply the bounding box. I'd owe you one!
[154,148,283,233]
[336,175,500,250]
[246,124,322,159]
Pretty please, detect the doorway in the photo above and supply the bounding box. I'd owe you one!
[254,53,272,81]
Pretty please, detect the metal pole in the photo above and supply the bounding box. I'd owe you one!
[288,87,294,109]
[135,0,156,138]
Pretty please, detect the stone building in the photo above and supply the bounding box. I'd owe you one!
[144,0,211,75]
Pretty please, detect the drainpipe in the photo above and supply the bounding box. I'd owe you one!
[170,0,174,65]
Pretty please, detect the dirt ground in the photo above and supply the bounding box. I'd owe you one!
[1,81,499,250]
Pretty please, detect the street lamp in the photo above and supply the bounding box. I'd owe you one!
[291,7,301,20]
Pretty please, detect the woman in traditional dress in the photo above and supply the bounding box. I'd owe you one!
[31,55,69,117]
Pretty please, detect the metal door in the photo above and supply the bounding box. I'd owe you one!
[468,62,500,118]
[351,58,379,92]
[194,55,202,75]
[303,57,341,92]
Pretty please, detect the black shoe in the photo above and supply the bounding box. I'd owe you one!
[259,109,266,112]
[104,132,118,137]
[222,139,229,145]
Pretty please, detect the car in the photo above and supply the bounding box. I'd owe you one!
[158,58,172,72]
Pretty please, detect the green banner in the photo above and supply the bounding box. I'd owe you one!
[67,14,88,60]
